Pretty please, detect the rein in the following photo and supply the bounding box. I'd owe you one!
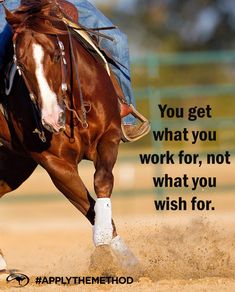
[57,32,91,129]
[66,24,89,129]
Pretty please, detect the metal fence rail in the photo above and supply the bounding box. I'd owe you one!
[132,51,235,140]
[132,50,235,73]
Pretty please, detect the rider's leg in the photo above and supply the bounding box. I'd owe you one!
[76,0,135,125]
[0,24,13,71]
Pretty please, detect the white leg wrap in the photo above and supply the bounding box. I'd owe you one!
[93,198,113,246]
[0,254,7,271]
[110,235,139,268]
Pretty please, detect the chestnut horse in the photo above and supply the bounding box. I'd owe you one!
[0,1,138,272]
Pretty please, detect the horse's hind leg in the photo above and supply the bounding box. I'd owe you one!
[0,146,37,271]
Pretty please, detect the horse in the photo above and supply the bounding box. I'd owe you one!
[0,0,138,273]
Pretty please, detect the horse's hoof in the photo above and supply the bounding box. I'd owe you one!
[110,235,139,268]
[89,245,118,276]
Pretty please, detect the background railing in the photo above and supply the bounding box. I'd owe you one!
[130,51,235,151]
[115,51,235,195]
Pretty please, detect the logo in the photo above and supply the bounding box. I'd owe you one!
[6,273,30,287]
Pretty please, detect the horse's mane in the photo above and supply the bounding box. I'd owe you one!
[5,0,68,35]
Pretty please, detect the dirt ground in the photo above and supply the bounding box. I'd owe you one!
[0,162,234,291]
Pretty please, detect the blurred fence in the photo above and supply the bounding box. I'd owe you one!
[131,50,235,152]
[120,51,235,195]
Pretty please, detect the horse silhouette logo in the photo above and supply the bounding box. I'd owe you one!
[6,273,30,287]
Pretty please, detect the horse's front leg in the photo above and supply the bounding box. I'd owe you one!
[93,137,118,245]
[93,133,139,269]
[37,154,96,225]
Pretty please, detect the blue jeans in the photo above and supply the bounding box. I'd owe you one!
[0,24,12,67]
[0,0,135,124]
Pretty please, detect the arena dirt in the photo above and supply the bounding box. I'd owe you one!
[0,193,234,291]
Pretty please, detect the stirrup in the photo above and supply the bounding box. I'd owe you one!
[121,104,151,143]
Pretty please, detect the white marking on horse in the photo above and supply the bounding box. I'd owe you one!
[32,43,63,131]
